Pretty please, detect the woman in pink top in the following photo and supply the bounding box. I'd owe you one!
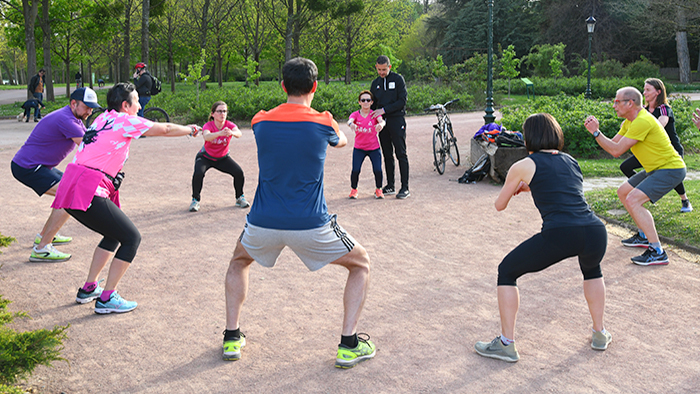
[189,100,249,212]
[52,82,201,314]
[347,90,386,199]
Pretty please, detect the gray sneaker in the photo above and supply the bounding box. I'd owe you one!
[591,330,612,350]
[235,195,250,208]
[189,198,200,212]
[474,336,520,362]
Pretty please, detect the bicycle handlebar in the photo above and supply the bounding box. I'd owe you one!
[424,98,460,112]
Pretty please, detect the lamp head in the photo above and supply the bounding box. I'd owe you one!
[586,16,596,34]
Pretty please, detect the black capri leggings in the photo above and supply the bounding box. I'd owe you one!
[497,224,607,286]
[66,196,141,262]
[192,153,245,201]
[620,155,686,196]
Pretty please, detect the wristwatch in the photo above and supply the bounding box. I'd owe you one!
[592,130,600,138]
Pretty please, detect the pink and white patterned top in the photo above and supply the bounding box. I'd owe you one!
[52,110,154,210]
[349,110,382,151]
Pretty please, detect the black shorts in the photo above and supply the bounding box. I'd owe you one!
[11,161,62,196]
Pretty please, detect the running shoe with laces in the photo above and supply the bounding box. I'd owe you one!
[621,232,649,248]
[189,198,200,212]
[94,291,138,314]
[348,189,358,199]
[681,199,693,213]
[76,280,105,304]
[591,330,612,350]
[474,336,520,363]
[34,233,72,246]
[631,246,669,266]
[335,333,376,369]
[222,332,246,361]
[235,195,250,208]
[29,244,71,263]
[396,188,411,199]
[381,185,396,195]
[375,188,384,199]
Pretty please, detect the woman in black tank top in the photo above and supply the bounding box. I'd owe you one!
[474,113,611,363]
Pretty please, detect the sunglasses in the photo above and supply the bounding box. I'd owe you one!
[359,99,372,103]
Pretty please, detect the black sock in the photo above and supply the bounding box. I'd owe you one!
[224,328,240,341]
[340,333,358,348]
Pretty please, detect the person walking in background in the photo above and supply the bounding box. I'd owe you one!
[189,100,249,212]
[370,55,410,199]
[51,82,201,314]
[475,113,610,363]
[223,57,375,369]
[347,90,385,199]
[11,88,101,263]
[585,87,686,266]
[28,69,46,119]
[132,62,152,117]
[619,78,691,213]
[75,71,82,88]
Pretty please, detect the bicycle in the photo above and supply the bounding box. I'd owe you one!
[85,106,170,128]
[425,98,460,174]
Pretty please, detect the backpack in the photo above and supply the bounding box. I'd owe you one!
[458,154,491,184]
[495,131,525,147]
[149,75,162,96]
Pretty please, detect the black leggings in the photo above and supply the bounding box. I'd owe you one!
[192,153,245,201]
[620,155,686,196]
[497,225,607,286]
[66,196,141,262]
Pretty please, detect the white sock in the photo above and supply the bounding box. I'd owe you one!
[500,334,514,345]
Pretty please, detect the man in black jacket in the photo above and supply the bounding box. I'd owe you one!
[133,62,153,117]
[370,55,409,199]
[27,69,46,119]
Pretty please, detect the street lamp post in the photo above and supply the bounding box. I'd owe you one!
[585,16,596,99]
[484,0,495,124]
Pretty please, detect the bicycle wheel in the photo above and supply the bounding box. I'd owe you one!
[143,107,170,123]
[433,127,446,175]
[84,108,105,129]
[446,122,460,166]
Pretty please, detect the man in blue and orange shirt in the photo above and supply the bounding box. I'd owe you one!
[222,57,376,369]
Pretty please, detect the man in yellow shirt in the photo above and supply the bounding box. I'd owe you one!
[584,87,686,266]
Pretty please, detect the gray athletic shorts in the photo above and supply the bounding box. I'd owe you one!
[240,214,356,271]
[628,167,686,203]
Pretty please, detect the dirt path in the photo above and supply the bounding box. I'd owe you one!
[1,112,699,393]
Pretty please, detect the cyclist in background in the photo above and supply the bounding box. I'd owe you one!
[133,63,152,117]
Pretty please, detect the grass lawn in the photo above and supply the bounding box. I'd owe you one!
[578,154,700,177]
[585,179,700,248]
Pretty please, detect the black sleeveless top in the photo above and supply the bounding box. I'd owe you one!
[528,151,602,231]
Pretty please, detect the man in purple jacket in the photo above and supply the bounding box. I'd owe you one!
[10,87,100,262]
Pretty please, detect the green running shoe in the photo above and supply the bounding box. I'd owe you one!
[474,336,520,363]
[34,233,72,246]
[29,244,71,263]
[335,333,376,369]
[222,332,246,361]
[591,330,612,350]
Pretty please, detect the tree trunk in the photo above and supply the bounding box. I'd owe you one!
[88,62,93,88]
[65,35,71,98]
[40,0,54,101]
[122,4,132,82]
[284,1,293,61]
[199,0,210,91]
[142,0,150,65]
[22,0,39,99]
[676,6,691,84]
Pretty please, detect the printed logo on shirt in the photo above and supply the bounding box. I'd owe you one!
[356,126,374,134]
[389,82,395,89]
